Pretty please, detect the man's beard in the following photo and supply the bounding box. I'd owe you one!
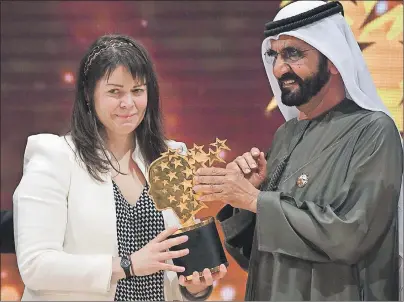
[278,55,330,107]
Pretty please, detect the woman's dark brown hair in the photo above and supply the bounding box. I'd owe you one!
[69,34,167,182]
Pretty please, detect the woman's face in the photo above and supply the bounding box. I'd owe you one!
[93,65,148,138]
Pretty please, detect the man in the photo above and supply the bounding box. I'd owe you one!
[193,1,403,300]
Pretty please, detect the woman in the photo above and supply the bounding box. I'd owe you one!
[13,34,226,301]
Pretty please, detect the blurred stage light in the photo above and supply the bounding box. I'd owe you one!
[220,285,236,301]
[0,285,20,301]
[375,1,388,15]
[1,270,7,278]
[63,72,74,84]
[141,19,148,28]
[219,150,227,160]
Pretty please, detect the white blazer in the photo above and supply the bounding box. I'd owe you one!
[13,133,188,301]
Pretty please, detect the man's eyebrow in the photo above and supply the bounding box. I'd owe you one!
[266,49,277,55]
[279,40,305,49]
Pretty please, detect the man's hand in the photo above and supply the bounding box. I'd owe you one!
[227,147,267,188]
[193,167,260,212]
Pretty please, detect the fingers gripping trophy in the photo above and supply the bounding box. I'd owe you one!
[148,138,230,280]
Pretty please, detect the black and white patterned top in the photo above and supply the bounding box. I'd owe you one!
[113,181,165,301]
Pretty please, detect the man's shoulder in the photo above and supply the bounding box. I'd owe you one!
[347,110,403,157]
[358,110,400,137]
[273,118,299,139]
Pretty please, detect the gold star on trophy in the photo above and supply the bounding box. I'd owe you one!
[148,138,231,280]
[210,138,231,151]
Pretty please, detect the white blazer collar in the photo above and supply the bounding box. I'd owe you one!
[131,138,148,182]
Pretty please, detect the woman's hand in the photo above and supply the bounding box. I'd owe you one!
[131,226,189,276]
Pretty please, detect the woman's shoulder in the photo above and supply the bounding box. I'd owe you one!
[165,139,187,155]
[23,133,75,163]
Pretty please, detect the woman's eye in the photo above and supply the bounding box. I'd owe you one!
[108,89,119,94]
[132,89,144,94]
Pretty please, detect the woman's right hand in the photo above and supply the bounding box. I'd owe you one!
[130,226,189,276]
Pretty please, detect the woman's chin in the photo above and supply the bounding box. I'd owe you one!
[112,124,139,136]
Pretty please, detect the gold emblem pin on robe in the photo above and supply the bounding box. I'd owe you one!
[296,174,309,188]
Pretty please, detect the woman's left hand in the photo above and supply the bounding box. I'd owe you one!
[179,264,227,295]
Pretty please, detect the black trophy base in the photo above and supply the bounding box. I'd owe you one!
[168,216,228,280]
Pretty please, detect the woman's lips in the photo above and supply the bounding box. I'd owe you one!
[116,113,135,118]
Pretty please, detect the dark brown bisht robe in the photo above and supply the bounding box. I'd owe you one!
[217,99,403,301]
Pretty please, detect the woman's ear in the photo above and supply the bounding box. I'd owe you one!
[84,86,90,103]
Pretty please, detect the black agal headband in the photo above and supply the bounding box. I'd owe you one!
[264,1,344,37]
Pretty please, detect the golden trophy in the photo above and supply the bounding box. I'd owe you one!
[148,138,230,280]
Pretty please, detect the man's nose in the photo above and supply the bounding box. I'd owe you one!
[273,57,292,80]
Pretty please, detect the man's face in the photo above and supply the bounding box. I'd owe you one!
[268,36,331,107]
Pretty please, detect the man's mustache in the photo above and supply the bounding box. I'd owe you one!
[278,73,303,87]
